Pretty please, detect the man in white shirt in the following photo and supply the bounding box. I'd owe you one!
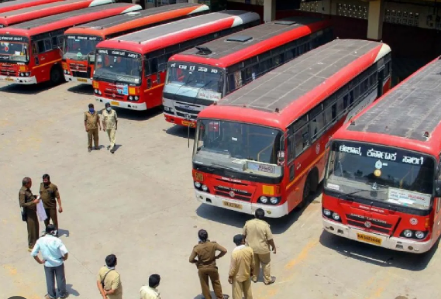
[31,224,68,299]
[140,274,161,299]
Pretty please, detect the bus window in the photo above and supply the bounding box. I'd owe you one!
[294,125,309,156]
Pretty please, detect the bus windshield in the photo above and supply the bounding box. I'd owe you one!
[63,35,101,61]
[0,40,28,62]
[326,140,435,210]
[95,50,141,85]
[166,61,224,100]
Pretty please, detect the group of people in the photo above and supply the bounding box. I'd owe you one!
[189,208,277,299]
[84,102,118,153]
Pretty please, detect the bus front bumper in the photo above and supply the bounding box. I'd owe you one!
[164,113,196,127]
[95,97,147,110]
[195,189,288,218]
[0,75,37,84]
[322,218,433,253]
[65,74,92,84]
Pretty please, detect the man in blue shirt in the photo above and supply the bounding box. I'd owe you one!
[31,224,69,299]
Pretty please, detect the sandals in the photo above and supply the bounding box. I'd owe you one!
[264,277,276,285]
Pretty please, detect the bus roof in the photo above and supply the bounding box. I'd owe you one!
[0,0,62,14]
[170,17,331,68]
[333,56,441,156]
[64,3,209,38]
[199,39,390,129]
[0,3,140,37]
[0,0,111,27]
[96,10,260,54]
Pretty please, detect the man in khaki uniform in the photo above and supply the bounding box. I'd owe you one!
[97,254,122,299]
[189,229,229,299]
[228,234,254,299]
[102,102,118,154]
[243,208,276,285]
[19,177,40,251]
[40,174,62,234]
[84,103,101,152]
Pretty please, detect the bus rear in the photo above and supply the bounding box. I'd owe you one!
[322,57,441,253]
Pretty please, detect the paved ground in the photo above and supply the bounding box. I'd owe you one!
[1,80,440,299]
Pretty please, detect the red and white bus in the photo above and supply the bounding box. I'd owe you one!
[93,10,260,110]
[0,0,115,28]
[192,39,391,218]
[322,57,441,254]
[0,0,63,14]
[0,3,141,85]
[163,17,333,128]
[62,3,209,85]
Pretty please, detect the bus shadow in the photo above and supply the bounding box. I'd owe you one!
[319,229,439,271]
[165,125,195,140]
[0,82,53,94]
[111,106,162,121]
[67,84,93,95]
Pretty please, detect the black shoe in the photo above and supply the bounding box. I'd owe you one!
[110,148,115,154]
[94,147,100,150]
[60,292,69,299]
[88,148,92,152]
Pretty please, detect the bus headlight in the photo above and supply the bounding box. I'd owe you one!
[270,197,279,205]
[201,185,208,192]
[260,196,268,204]
[134,96,139,101]
[194,182,201,188]
[129,96,133,101]
[332,212,340,221]
[323,209,331,216]
[403,230,413,238]
[26,72,30,76]
[94,89,99,94]
[415,231,425,239]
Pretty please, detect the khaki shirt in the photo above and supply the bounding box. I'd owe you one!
[229,245,254,282]
[189,240,227,269]
[84,111,100,130]
[243,218,273,254]
[102,109,118,130]
[97,266,122,299]
[140,285,161,299]
[39,183,60,209]
[19,186,36,212]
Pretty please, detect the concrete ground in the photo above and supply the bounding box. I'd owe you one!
[0,81,440,299]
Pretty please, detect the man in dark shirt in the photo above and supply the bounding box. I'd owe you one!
[19,177,40,251]
[40,174,62,234]
[189,229,229,299]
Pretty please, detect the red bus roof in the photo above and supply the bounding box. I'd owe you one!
[64,3,209,39]
[0,3,140,37]
[0,0,63,14]
[170,17,331,69]
[95,10,260,54]
[333,56,441,157]
[0,0,114,27]
[198,39,391,129]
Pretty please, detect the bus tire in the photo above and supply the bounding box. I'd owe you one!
[50,65,64,85]
[298,169,318,209]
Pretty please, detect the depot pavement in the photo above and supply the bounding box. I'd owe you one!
[0,81,440,299]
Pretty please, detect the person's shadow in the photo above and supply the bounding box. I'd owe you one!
[66,284,80,297]
[57,229,70,238]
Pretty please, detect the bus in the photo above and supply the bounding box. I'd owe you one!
[0,0,63,14]
[93,10,260,111]
[62,3,209,85]
[0,0,115,28]
[163,17,333,128]
[192,39,392,218]
[0,3,141,85]
[322,57,441,254]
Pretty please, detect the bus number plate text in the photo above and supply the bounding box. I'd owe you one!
[223,201,242,210]
[356,233,382,246]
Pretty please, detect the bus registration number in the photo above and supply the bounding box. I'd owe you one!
[5,77,13,81]
[182,120,195,128]
[357,233,382,245]
[223,201,242,210]
[77,78,87,83]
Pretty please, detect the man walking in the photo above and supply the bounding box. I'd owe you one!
[140,274,161,299]
[243,208,276,285]
[189,229,229,299]
[40,174,62,234]
[102,102,118,154]
[84,103,101,152]
[31,224,69,299]
[19,177,40,252]
[228,234,254,299]
[97,254,122,299]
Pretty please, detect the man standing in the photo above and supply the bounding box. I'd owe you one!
[84,103,101,152]
[40,174,62,234]
[97,254,122,299]
[243,208,276,285]
[228,234,254,299]
[140,274,161,299]
[102,102,118,154]
[31,224,69,299]
[189,229,229,299]
[19,177,40,252]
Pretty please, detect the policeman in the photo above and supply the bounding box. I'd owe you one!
[40,174,62,234]
[19,177,40,251]
[189,229,229,299]
[84,103,101,152]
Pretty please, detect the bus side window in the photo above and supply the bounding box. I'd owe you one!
[294,124,309,157]
[287,134,295,163]
[227,73,235,93]
[144,59,150,77]
[150,58,158,74]
[37,40,45,53]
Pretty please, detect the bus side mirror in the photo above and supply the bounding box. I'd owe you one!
[435,180,441,197]
[277,151,285,166]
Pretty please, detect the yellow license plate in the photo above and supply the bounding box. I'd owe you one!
[77,78,87,82]
[357,233,382,245]
[194,172,203,181]
[223,201,242,210]
[110,101,119,106]
[182,120,195,127]
[5,77,13,81]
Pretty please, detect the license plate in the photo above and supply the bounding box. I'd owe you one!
[223,201,242,210]
[5,77,13,82]
[110,101,119,106]
[182,120,195,127]
[357,233,382,245]
[77,78,87,82]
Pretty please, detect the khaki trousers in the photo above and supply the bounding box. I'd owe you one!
[252,252,271,284]
[44,208,58,230]
[26,210,39,249]
[232,278,253,299]
[198,267,223,299]
[106,128,116,150]
[87,128,99,148]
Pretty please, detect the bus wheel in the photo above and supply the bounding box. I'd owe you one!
[50,66,64,85]
[298,169,318,209]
